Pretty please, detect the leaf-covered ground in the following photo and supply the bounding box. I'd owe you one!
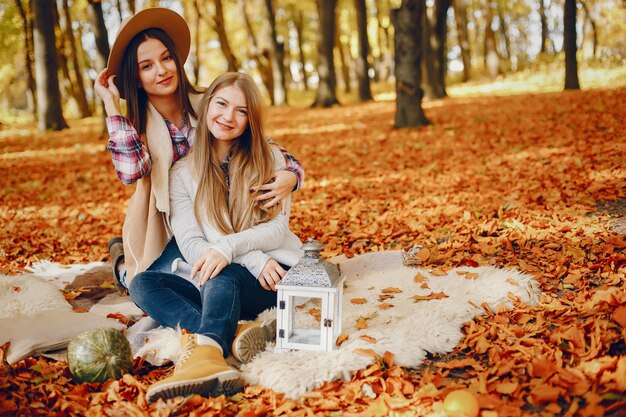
[1,87,625,416]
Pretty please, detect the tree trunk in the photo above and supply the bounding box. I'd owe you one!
[127,0,136,14]
[52,2,76,108]
[62,0,91,117]
[496,2,511,61]
[15,0,37,116]
[190,0,202,85]
[293,8,309,90]
[483,2,499,78]
[87,0,110,72]
[422,0,449,99]
[334,14,351,93]
[580,0,597,58]
[354,0,372,101]
[374,0,392,82]
[115,0,123,21]
[241,0,274,101]
[421,8,438,99]
[433,0,449,94]
[452,0,471,82]
[392,0,429,128]
[563,0,580,89]
[264,0,287,105]
[372,0,383,81]
[212,0,239,72]
[539,0,549,53]
[312,0,339,108]
[470,0,480,62]
[283,34,294,87]
[32,0,67,131]
[75,23,97,111]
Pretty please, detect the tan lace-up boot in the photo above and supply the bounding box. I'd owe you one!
[146,334,245,403]
[231,319,276,363]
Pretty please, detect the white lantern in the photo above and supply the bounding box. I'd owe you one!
[275,239,345,352]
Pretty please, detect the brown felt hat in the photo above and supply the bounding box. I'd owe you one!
[107,8,190,98]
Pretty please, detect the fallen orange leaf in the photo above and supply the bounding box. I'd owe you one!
[106,313,129,325]
[383,351,395,368]
[416,247,430,262]
[356,317,368,330]
[381,287,403,294]
[413,272,426,283]
[611,305,626,327]
[353,348,378,359]
[335,334,349,346]
[411,292,449,301]
[495,382,519,394]
[308,308,321,322]
[530,385,562,405]
[62,290,83,300]
[437,358,484,371]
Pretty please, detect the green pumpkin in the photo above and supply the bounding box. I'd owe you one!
[67,327,132,383]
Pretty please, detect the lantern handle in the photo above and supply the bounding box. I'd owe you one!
[301,238,324,260]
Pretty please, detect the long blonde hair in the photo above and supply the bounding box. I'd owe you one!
[191,72,280,234]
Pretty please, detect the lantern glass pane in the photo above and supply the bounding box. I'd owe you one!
[287,295,322,345]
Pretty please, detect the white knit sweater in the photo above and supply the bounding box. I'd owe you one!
[168,147,303,279]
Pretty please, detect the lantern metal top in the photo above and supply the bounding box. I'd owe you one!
[280,238,342,288]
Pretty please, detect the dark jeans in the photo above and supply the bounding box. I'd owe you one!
[148,237,185,274]
[129,262,278,356]
[119,237,183,288]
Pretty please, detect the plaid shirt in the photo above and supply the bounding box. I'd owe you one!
[268,137,305,191]
[105,115,192,185]
[105,115,304,189]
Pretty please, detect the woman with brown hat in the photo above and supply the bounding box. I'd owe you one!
[94,8,303,297]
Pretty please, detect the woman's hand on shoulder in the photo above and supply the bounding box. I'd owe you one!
[94,68,122,116]
[258,259,286,291]
[253,170,297,214]
[191,248,228,286]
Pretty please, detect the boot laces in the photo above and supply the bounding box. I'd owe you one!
[175,335,197,370]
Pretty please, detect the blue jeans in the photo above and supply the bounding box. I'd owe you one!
[119,237,184,288]
[129,262,278,356]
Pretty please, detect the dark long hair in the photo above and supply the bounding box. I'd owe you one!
[121,28,200,134]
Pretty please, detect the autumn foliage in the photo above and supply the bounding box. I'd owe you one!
[1,87,625,415]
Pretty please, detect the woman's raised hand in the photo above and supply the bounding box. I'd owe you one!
[254,170,297,214]
[94,68,122,116]
[258,259,286,291]
[191,248,228,286]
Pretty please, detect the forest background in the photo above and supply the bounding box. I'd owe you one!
[1,0,625,416]
[0,0,625,125]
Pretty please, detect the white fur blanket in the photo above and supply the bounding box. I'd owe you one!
[2,251,539,399]
[244,251,539,397]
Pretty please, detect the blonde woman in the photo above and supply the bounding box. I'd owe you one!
[129,73,303,402]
